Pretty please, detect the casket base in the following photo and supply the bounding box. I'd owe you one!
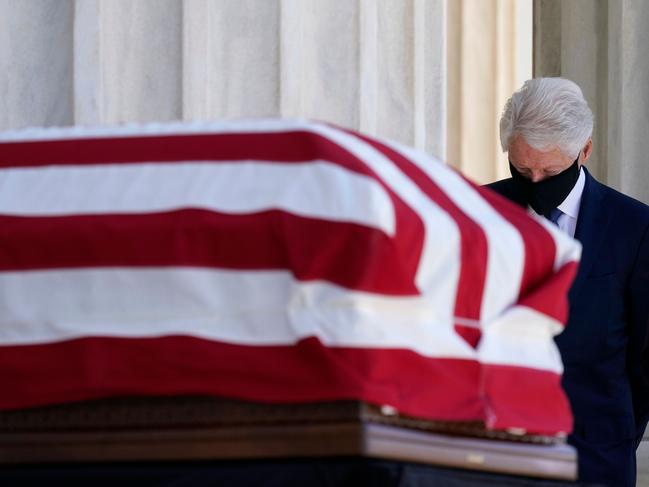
[0,397,576,481]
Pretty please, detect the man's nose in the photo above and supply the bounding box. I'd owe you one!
[529,171,546,183]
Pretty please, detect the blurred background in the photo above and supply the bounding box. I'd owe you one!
[1,0,529,186]
[1,0,648,482]
[3,1,648,201]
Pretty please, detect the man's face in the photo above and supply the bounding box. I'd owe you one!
[508,136,577,183]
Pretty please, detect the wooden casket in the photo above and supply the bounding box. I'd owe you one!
[0,121,584,485]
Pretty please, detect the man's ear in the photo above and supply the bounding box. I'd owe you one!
[581,138,593,164]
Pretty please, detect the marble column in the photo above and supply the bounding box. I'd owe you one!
[0,0,74,130]
[0,0,449,162]
[183,0,281,120]
[534,0,649,204]
[607,1,649,202]
[447,0,532,183]
[76,0,183,124]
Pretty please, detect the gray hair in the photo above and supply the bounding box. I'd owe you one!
[499,77,594,159]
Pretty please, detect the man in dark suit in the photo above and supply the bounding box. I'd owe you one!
[487,77,649,486]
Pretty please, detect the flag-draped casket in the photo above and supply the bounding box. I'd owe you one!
[0,120,581,437]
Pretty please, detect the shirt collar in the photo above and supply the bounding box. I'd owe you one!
[557,166,585,219]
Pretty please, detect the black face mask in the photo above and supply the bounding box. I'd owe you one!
[509,157,580,217]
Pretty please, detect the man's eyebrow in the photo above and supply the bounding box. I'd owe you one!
[509,159,564,172]
[544,165,565,172]
[509,160,530,170]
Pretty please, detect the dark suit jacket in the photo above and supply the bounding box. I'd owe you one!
[487,168,649,486]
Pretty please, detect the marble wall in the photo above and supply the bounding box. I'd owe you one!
[534,0,649,204]
[447,0,532,183]
[0,0,535,183]
[0,0,74,128]
[0,0,447,159]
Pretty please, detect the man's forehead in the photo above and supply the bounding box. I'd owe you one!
[509,137,570,169]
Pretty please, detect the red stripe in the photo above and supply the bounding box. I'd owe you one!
[0,210,419,295]
[518,261,578,324]
[482,363,573,435]
[1,130,426,295]
[343,132,489,348]
[0,336,484,423]
[0,131,377,171]
[0,126,576,433]
[475,185,560,308]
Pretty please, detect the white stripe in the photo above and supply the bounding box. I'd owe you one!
[0,268,474,360]
[0,119,335,142]
[0,119,575,375]
[381,140,526,324]
[477,305,564,373]
[0,161,395,235]
[1,119,462,303]
[2,119,461,340]
[304,125,462,310]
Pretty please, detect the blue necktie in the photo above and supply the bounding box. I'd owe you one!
[548,208,563,226]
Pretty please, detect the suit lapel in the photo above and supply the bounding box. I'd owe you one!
[570,168,612,299]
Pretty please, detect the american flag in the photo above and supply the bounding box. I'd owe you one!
[0,120,580,436]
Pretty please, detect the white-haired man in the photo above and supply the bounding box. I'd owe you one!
[487,77,649,486]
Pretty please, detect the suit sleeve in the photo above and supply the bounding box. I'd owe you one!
[628,222,649,445]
